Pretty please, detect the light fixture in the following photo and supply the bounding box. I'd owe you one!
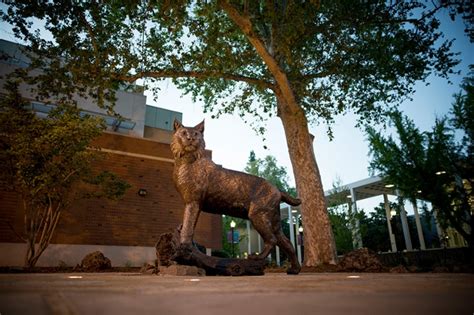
[291,209,298,213]
[298,226,304,233]
[417,190,422,194]
[346,195,352,199]
[137,189,147,196]
[230,220,237,258]
[390,210,396,216]
[435,171,446,175]
[385,184,395,188]
[187,279,200,282]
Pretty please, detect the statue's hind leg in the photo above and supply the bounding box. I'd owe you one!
[247,204,278,260]
[276,230,301,274]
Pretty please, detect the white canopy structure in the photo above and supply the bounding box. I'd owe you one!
[324,175,430,252]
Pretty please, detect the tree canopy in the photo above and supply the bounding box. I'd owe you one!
[1,0,468,265]
[366,74,473,248]
[1,1,462,129]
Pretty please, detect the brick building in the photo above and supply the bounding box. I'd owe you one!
[0,39,222,267]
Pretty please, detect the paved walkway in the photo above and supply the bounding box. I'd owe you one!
[1,272,473,314]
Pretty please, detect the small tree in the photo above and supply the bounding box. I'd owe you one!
[326,178,357,255]
[366,75,473,249]
[0,81,130,268]
[327,208,353,256]
[359,203,393,253]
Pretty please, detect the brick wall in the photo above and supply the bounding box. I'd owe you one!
[0,132,222,250]
[0,190,23,243]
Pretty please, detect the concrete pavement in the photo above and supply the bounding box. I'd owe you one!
[1,272,473,315]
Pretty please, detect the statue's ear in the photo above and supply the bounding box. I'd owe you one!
[173,119,182,133]
[195,120,204,134]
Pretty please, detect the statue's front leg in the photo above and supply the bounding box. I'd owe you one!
[175,201,200,261]
[180,201,201,244]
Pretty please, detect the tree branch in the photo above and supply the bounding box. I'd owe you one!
[120,70,275,92]
[62,170,78,184]
[217,0,299,113]
[79,7,100,68]
[5,221,26,242]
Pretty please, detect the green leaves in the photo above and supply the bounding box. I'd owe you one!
[244,150,296,196]
[83,171,131,200]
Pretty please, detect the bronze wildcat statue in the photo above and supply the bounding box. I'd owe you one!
[171,119,302,274]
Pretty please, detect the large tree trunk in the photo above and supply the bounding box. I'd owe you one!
[278,98,337,266]
[220,1,337,265]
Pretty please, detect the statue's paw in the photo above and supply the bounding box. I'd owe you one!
[286,265,301,275]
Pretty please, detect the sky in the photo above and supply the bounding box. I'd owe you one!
[0,7,472,214]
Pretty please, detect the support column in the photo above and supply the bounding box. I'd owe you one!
[246,220,252,256]
[288,206,296,252]
[412,200,426,250]
[295,217,302,265]
[275,246,280,266]
[433,207,446,248]
[397,193,413,251]
[350,188,363,249]
[383,194,397,252]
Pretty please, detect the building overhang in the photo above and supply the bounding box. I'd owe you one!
[325,175,397,207]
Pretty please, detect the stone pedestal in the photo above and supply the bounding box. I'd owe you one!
[159,265,205,276]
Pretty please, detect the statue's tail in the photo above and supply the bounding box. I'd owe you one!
[280,191,301,206]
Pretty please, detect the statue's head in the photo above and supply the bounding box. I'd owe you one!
[171,119,206,159]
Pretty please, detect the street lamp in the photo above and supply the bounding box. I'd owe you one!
[230,220,236,258]
[297,225,304,262]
